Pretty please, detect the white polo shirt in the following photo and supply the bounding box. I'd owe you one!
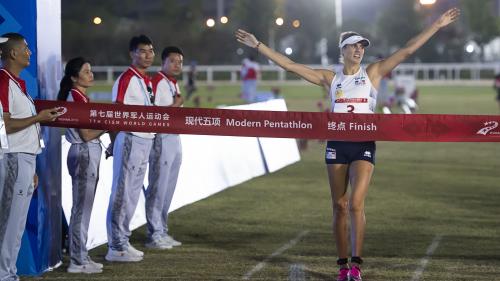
[152,71,180,107]
[65,88,100,144]
[0,68,41,154]
[112,66,155,139]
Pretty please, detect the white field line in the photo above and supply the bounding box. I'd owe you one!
[410,235,443,281]
[288,263,306,281]
[242,230,310,280]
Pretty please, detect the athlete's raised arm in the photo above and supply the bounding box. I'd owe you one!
[235,29,334,86]
[367,8,460,86]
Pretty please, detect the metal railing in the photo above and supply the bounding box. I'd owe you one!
[91,62,500,85]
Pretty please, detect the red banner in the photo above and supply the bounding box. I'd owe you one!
[35,100,500,142]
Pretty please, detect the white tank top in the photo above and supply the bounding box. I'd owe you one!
[329,66,377,113]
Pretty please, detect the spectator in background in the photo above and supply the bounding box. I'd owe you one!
[375,54,394,114]
[185,61,197,100]
[240,55,259,102]
[494,73,500,111]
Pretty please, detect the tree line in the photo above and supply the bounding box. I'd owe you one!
[62,0,500,65]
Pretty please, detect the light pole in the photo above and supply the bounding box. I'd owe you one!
[269,29,276,50]
[335,0,342,30]
[217,0,224,20]
[269,17,284,51]
[217,0,228,25]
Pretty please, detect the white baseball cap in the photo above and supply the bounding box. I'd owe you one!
[0,37,7,43]
[338,34,370,49]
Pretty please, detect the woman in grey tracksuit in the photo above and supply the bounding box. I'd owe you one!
[58,57,105,274]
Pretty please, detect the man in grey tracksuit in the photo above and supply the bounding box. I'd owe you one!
[145,46,184,249]
[0,33,59,281]
[105,35,155,262]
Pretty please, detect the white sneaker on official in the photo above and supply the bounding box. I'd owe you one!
[67,262,103,274]
[105,248,143,262]
[145,239,173,250]
[87,256,103,269]
[162,235,182,247]
[126,242,144,257]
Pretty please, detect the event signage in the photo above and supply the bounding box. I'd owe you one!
[36,100,500,142]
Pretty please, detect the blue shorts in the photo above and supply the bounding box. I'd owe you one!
[325,141,376,165]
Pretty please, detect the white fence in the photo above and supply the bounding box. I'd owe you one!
[92,62,500,86]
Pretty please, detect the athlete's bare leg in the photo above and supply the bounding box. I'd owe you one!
[327,164,350,262]
[348,160,374,262]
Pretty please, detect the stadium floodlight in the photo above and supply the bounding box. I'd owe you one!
[292,20,301,28]
[419,0,436,5]
[275,17,284,26]
[335,0,342,29]
[220,16,229,24]
[465,44,475,53]
[93,17,102,25]
[285,47,293,55]
[206,18,215,28]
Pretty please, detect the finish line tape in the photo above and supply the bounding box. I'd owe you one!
[36,100,500,142]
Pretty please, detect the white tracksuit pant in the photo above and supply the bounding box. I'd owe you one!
[145,134,182,241]
[106,132,152,251]
[67,142,101,265]
[0,153,36,281]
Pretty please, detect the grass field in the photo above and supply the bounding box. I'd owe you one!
[26,84,500,281]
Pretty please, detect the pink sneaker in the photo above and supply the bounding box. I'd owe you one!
[349,265,362,281]
[336,267,349,281]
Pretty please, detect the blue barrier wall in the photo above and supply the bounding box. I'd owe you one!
[0,0,62,276]
[0,0,38,97]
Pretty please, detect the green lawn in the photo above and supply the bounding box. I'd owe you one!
[89,83,500,113]
[26,85,500,281]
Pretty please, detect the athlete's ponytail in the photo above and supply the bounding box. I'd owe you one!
[58,57,89,101]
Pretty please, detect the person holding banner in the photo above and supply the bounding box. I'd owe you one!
[0,33,61,281]
[236,8,459,281]
[105,34,155,263]
[57,57,105,273]
[145,46,184,250]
